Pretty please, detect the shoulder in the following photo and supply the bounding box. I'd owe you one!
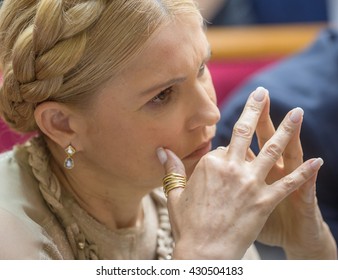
[0,145,72,259]
[0,146,35,190]
[0,207,63,259]
[0,145,48,221]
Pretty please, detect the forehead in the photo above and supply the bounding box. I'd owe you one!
[116,14,208,88]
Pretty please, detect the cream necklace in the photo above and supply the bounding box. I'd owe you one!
[26,136,174,259]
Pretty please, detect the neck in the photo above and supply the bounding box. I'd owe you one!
[50,156,149,231]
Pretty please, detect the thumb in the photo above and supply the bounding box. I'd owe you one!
[156,147,186,200]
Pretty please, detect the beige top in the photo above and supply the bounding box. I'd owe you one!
[0,139,259,260]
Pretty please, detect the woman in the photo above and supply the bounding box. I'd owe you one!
[0,0,336,260]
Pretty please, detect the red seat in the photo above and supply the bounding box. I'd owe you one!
[208,58,278,107]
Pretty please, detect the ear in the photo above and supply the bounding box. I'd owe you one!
[34,102,82,150]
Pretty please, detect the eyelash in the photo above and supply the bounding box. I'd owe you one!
[149,62,206,107]
[199,63,206,76]
[150,87,174,106]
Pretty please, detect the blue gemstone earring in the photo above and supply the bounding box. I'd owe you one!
[64,144,76,169]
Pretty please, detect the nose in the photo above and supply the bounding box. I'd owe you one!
[186,83,220,131]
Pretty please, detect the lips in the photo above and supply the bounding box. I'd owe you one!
[182,140,212,160]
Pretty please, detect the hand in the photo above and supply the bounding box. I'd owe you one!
[157,87,323,259]
[254,92,337,259]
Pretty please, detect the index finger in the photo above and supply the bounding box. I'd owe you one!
[227,87,269,161]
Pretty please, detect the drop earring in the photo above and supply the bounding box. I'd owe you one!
[64,144,76,169]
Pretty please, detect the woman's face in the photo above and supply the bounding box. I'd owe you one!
[79,14,220,189]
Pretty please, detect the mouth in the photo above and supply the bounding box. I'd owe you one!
[182,140,212,160]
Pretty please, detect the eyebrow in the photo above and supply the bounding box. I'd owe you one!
[139,45,212,97]
[139,76,187,97]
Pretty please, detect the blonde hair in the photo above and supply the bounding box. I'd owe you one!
[0,0,201,133]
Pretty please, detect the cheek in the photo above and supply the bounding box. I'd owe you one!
[128,124,189,184]
[85,99,190,183]
[116,122,181,173]
[86,124,167,185]
[147,123,183,151]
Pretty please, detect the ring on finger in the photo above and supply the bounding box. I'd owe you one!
[217,146,227,151]
[162,173,186,197]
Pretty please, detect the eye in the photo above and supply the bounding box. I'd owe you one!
[150,87,173,105]
[198,63,206,77]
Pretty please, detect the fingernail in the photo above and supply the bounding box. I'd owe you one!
[310,158,324,170]
[253,86,268,102]
[156,147,167,165]
[289,107,304,123]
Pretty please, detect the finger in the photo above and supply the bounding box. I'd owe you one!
[282,119,303,174]
[268,158,323,206]
[215,145,255,161]
[255,97,284,167]
[253,107,304,178]
[296,158,321,205]
[156,147,186,200]
[298,171,317,205]
[227,87,268,161]
[255,95,275,149]
[215,146,228,153]
[246,148,256,162]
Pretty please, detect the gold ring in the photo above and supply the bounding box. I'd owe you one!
[162,173,186,197]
